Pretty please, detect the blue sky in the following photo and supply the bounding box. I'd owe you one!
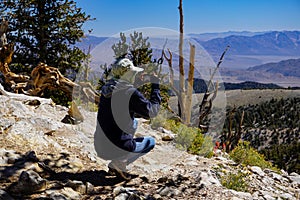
[75,0,300,36]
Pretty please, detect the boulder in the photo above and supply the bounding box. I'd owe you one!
[8,170,47,195]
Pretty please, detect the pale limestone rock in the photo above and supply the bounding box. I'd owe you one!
[115,193,129,200]
[250,166,265,177]
[280,192,294,200]
[288,173,300,185]
[60,187,81,200]
[65,180,86,194]
[196,170,221,187]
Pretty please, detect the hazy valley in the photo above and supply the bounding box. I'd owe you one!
[78,30,300,87]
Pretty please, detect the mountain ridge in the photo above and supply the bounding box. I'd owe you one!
[188,30,270,41]
[77,30,300,56]
[74,31,300,87]
[247,57,300,77]
[197,31,300,56]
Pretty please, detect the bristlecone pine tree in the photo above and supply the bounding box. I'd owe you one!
[99,31,170,109]
[0,0,93,75]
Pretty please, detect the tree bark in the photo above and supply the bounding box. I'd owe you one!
[186,43,195,124]
[178,0,186,120]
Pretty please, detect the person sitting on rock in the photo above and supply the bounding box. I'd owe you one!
[94,58,161,180]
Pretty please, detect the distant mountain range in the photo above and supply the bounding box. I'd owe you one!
[188,31,269,41]
[78,31,300,68]
[196,31,300,56]
[248,58,300,77]
[78,31,300,57]
[219,57,300,87]
[192,31,300,69]
[75,31,300,87]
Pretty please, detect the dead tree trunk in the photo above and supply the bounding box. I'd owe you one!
[223,107,245,153]
[197,46,230,129]
[161,0,196,125]
[178,0,185,120]
[0,43,31,93]
[0,18,100,124]
[186,43,195,124]
[0,19,99,105]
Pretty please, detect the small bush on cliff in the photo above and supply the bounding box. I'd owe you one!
[221,170,249,192]
[150,111,214,157]
[230,141,277,171]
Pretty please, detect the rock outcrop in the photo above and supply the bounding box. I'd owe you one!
[0,94,299,199]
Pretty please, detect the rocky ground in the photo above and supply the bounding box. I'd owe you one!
[0,92,300,200]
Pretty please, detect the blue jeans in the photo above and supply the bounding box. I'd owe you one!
[124,136,156,164]
[110,119,155,164]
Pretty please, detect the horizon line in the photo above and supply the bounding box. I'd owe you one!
[86,29,300,38]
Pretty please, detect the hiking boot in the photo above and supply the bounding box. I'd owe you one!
[108,160,132,180]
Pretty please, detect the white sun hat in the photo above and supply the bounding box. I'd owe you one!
[111,58,144,78]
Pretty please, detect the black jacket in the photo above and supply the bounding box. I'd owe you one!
[95,79,161,159]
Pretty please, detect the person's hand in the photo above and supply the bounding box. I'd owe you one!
[142,73,159,84]
[150,73,160,84]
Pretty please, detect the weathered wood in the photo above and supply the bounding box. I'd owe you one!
[0,83,53,105]
[29,63,77,97]
[223,107,245,153]
[178,0,185,120]
[185,43,195,124]
[197,46,230,129]
[197,82,219,128]
[0,18,99,105]
[0,18,100,125]
[0,44,31,93]
[0,46,100,105]
[163,48,174,87]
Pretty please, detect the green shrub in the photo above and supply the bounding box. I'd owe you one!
[221,170,249,192]
[150,111,169,129]
[174,123,197,150]
[230,141,277,171]
[150,110,180,130]
[173,123,214,157]
[150,111,214,157]
[191,135,214,158]
[164,119,181,131]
